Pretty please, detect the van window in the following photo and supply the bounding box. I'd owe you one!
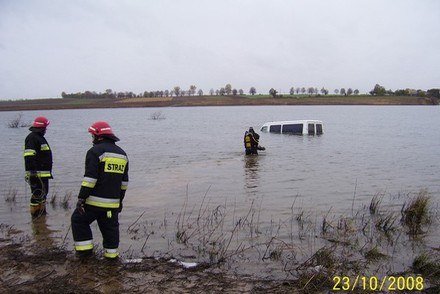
[269,125,281,133]
[283,124,303,134]
[261,126,268,132]
[316,124,323,134]
[308,124,315,135]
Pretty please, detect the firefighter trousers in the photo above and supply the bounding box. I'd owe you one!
[71,206,120,255]
[29,177,49,204]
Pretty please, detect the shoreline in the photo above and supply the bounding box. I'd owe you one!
[0,95,437,111]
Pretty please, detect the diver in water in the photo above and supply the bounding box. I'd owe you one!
[244,127,265,155]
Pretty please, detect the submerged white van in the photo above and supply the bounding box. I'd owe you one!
[260,120,323,135]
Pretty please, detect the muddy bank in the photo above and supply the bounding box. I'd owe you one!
[1,202,440,294]
[0,223,294,294]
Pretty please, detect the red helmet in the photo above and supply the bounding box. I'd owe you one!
[88,121,114,136]
[32,116,50,128]
[89,121,120,141]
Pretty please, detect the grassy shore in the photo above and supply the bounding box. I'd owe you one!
[0,95,437,111]
[2,188,439,293]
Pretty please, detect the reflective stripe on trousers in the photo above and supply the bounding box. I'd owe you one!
[25,170,52,178]
[104,248,119,259]
[74,240,93,251]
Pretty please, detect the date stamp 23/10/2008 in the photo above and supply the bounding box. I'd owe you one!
[332,275,424,292]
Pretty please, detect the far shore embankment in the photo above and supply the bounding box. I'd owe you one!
[0,95,437,111]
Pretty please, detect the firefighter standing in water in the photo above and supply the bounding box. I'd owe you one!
[24,116,53,217]
[71,121,129,259]
[244,127,265,155]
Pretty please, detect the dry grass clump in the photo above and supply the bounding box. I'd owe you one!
[294,246,336,292]
[401,190,431,235]
[369,192,383,215]
[412,253,440,281]
[364,246,387,262]
[48,190,73,210]
[412,252,440,292]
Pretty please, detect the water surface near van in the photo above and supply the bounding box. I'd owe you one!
[1,105,439,273]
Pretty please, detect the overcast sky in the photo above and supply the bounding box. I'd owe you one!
[0,0,439,99]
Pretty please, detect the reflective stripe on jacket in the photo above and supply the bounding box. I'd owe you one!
[85,195,120,209]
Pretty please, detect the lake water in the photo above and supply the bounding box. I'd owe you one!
[1,105,439,277]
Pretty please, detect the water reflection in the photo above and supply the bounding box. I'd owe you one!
[31,215,54,247]
[244,155,260,192]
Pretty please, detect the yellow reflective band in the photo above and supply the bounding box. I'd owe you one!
[26,171,52,178]
[85,200,119,208]
[121,181,128,190]
[40,144,50,151]
[81,181,95,188]
[104,248,119,259]
[85,196,120,209]
[81,177,97,188]
[38,172,52,178]
[74,240,93,251]
[99,152,128,161]
[24,149,36,157]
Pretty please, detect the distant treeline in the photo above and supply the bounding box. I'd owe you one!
[61,84,440,101]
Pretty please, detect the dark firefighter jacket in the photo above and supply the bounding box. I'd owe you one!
[23,130,53,178]
[79,139,129,210]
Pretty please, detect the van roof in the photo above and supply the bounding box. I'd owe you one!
[262,120,323,126]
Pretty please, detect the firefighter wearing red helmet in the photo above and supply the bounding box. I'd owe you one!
[23,116,53,217]
[71,121,129,259]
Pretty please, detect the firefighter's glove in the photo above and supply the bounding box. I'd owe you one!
[118,201,123,213]
[76,199,86,215]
